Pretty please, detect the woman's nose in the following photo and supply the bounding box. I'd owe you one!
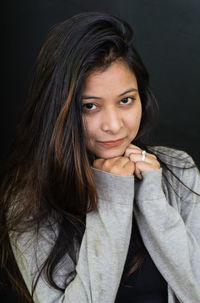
[101,108,123,134]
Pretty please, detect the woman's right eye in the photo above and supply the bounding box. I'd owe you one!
[82,103,97,111]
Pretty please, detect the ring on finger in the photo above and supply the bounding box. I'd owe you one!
[141,150,146,161]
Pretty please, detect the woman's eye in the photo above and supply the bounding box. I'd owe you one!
[120,97,134,105]
[82,103,97,111]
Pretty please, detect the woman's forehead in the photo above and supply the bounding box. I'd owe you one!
[82,61,137,93]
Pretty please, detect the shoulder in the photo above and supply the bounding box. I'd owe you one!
[147,145,196,168]
[148,145,200,197]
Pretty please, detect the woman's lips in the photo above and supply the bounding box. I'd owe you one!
[97,138,124,147]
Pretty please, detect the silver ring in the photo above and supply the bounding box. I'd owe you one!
[141,150,146,161]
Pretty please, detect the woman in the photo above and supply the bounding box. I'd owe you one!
[0,11,199,303]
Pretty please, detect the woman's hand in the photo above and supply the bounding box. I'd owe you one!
[93,156,135,176]
[124,144,160,180]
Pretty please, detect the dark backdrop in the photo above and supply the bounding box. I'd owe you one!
[1,0,200,300]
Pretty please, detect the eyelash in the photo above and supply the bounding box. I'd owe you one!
[120,97,135,104]
[82,97,135,111]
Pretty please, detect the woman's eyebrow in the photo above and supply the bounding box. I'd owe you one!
[118,88,138,96]
[82,88,138,100]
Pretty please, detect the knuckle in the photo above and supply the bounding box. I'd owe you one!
[130,162,135,171]
[156,162,161,169]
[93,159,100,168]
[123,156,130,162]
[112,167,120,175]
[102,160,110,170]
[153,158,160,166]
[129,153,136,161]
[135,161,140,168]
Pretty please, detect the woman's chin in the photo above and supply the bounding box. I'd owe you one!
[95,148,126,159]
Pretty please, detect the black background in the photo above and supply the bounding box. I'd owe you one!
[1,0,200,301]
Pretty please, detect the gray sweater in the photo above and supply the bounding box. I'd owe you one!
[10,146,200,303]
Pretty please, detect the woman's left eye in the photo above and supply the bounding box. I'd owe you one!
[120,97,134,105]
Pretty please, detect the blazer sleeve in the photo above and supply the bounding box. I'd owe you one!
[10,168,135,303]
[133,155,200,303]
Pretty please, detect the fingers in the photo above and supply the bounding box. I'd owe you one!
[135,161,160,179]
[122,159,135,176]
[125,144,160,179]
[93,144,160,178]
[128,152,159,166]
[125,145,156,160]
[93,157,135,176]
[124,145,141,157]
[93,157,120,169]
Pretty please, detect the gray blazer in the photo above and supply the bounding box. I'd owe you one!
[10,146,200,302]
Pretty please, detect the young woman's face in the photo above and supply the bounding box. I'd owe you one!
[82,60,142,159]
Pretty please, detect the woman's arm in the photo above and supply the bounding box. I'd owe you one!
[10,168,134,303]
[133,154,200,303]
